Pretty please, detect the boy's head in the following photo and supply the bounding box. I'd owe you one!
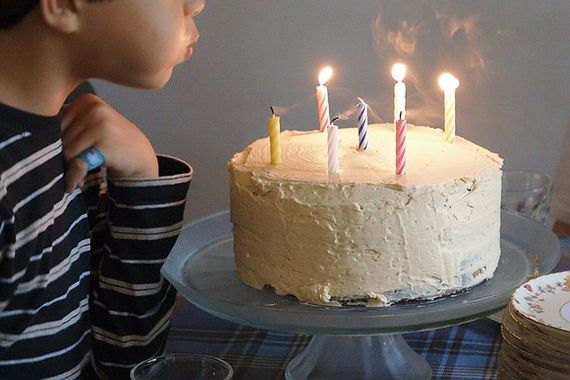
[0,0,204,89]
[0,0,114,30]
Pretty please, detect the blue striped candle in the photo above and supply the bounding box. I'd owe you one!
[357,99,368,151]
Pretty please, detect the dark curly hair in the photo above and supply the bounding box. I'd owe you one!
[0,0,39,29]
[0,0,109,30]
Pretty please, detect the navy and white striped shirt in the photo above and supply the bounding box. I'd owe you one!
[0,102,192,379]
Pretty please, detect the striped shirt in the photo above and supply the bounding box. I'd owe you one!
[0,103,192,379]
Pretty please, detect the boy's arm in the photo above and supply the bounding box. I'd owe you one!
[83,155,192,379]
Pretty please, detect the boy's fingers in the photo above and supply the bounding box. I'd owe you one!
[61,99,83,130]
[62,126,100,162]
[61,109,88,145]
[64,158,89,193]
[60,93,99,134]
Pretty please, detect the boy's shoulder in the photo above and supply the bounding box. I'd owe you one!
[0,102,63,186]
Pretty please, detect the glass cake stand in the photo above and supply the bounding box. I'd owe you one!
[162,210,560,380]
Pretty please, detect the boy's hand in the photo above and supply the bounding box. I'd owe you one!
[61,94,159,193]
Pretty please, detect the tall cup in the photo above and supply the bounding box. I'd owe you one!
[501,170,553,224]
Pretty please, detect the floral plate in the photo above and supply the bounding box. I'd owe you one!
[512,271,570,332]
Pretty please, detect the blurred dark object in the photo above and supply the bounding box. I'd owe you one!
[550,121,570,228]
[553,220,570,237]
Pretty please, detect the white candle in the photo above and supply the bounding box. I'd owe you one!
[438,73,460,144]
[392,63,407,125]
[327,118,339,175]
[316,66,333,132]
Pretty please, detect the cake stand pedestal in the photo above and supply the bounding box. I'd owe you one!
[285,334,431,379]
[162,211,560,380]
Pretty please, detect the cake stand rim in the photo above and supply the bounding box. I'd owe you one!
[162,209,561,335]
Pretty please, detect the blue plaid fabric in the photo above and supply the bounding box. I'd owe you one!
[166,238,570,380]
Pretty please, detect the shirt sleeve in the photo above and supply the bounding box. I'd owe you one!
[84,154,192,379]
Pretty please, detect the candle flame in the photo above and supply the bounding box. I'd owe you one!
[438,73,460,91]
[391,63,407,82]
[318,66,333,86]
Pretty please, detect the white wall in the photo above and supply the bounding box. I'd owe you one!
[93,0,570,221]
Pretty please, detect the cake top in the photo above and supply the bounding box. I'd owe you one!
[230,123,503,186]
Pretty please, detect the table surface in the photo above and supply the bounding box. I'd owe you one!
[165,238,570,380]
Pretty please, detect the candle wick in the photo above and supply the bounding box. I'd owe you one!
[399,111,403,120]
[332,116,340,124]
[270,106,275,116]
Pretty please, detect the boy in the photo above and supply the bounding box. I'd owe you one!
[0,0,204,378]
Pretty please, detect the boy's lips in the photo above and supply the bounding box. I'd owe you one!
[184,46,193,61]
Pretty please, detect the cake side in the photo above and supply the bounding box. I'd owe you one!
[228,124,503,306]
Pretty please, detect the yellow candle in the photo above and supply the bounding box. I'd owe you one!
[268,107,282,164]
[438,73,460,144]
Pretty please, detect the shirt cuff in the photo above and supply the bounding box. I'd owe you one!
[107,154,192,206]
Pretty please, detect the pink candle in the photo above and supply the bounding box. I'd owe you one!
[316,66,333,132]
[328,117,340,175]
[396,113,407,176]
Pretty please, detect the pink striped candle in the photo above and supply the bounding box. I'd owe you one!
[395,113,407,176]
[327,117,339,175]
[316,66,333,132]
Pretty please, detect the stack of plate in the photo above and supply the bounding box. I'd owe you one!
[498,271,570,379]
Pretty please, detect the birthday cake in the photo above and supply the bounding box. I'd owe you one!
[227,123,503,306]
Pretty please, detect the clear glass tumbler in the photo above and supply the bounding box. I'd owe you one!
[130,354,233,380]
[501,170,553,223]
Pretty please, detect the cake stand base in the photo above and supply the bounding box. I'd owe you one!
[285,334,432,380]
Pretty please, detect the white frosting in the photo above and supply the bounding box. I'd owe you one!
[228,124,503,306]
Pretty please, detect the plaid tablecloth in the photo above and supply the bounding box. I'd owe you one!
[165,239,570,380]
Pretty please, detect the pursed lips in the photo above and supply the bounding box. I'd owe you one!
[184,45,193,61]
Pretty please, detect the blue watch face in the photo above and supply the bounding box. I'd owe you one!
[79,146,105,171]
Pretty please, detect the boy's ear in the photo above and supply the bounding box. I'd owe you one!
[39,0,82,34]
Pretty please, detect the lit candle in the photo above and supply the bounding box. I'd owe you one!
[438,73,460,144]
[328,116,340,175]
[316,66,333,132]
[357,98,368,151]
[395,112,407,176]
[268,106,281,164]
[391,63,407,125]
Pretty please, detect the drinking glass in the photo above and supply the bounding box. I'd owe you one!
[502,170,552,223]
[130,354,233,380]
